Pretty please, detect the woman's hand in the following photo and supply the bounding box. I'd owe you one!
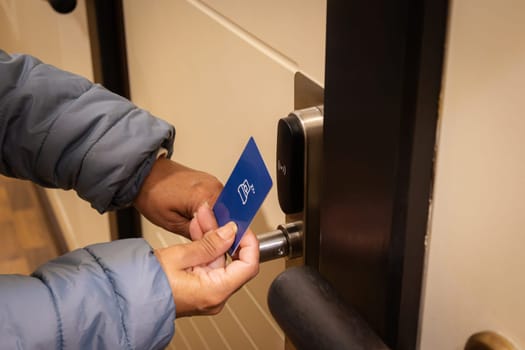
[154,205,259,316]
[134,158,223,238]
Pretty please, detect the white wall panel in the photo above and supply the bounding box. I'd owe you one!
[124,0,325,348]
[202,0,326,85]
[420,0,525,348]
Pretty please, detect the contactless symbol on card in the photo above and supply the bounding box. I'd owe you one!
[213,137,273,255]
[237,179,255,205]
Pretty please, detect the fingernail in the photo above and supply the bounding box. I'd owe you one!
[216,222,237,240]
[197,201,211,216]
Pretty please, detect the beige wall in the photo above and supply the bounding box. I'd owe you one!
[0,0,110,249]
[420,0,525,348]
[123,0,325,349]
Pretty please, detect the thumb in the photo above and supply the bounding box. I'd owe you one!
[179,222,237,268]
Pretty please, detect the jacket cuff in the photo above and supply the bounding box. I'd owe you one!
[156,147,169,159]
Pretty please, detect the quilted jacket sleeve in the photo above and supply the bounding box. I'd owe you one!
[0,49,175,212]
[0,50,177,348]
[0,239,176,349]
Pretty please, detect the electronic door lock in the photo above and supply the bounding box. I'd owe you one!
[277,106,323,214]
[258,106,323,265]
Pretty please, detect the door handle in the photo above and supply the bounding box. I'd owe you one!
[268,265,388,350]
[48,0,77,14]
[465,331,517,350]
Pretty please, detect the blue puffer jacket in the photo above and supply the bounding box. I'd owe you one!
[0,50,176,349]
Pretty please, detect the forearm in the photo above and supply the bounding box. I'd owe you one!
[0,50,175,212]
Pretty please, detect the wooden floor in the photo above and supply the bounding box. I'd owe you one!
[0,175,61,275]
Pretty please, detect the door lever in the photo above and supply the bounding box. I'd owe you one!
[268,266,388,350]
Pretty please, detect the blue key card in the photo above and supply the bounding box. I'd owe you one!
[213,137,273,255]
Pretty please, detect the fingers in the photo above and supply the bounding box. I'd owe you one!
[188,203,225,268]
[177,229,258,316]
[134,158,223,238]
[156,224,259,318]
[223,229,259,287]
[237,228,260,263]
[176,222,236,268]
[188,216,203,240]
[196,202,219,232]
[190,202,218,240]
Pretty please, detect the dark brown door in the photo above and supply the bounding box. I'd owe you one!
[319,1,448,349]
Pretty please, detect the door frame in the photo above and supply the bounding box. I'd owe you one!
[85,0,142,240]
[320,1,449,348]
